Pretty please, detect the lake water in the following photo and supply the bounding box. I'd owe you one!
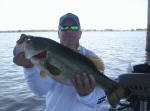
[0,31,146,111]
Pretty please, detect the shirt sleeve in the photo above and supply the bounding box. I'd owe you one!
[76,87,111,109]
[23,66,56,96]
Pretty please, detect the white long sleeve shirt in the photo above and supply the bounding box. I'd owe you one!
[23,46,110,111]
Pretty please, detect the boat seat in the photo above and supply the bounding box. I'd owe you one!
[119,73,150,98]
[119,73,150,110]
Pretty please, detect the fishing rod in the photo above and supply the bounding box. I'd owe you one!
[146,0,150,55]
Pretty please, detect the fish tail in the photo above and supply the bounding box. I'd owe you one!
[106,84,131,108]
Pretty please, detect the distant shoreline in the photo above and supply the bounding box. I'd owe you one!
[0,29,146,33]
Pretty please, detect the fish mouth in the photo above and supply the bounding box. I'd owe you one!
[32,50,47,59]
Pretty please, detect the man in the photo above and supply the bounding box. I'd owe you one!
[13,13,109,111]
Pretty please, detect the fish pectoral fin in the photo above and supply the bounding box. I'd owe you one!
[40,70,47,78]
[106,84,131,108]
[45,62,61,76]
[86,56,104,72]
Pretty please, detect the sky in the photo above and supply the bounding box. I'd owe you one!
[0,0,148,30]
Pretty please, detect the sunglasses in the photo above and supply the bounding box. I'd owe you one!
[60,25,79,31]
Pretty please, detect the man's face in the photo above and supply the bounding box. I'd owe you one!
[58,20,82,48]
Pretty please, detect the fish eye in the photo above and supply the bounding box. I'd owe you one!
[27,36,34,41]
[26,38,32,44]
[26,36,34,40]
[27,38,31,40]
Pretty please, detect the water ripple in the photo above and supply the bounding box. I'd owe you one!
[0,32,146,111]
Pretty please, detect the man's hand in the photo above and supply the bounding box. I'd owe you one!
[13,52,34,68]
[72,73,96,96]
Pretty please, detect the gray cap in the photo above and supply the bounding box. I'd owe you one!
[59,13,80,27]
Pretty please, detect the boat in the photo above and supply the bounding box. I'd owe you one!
[113,1,150,111]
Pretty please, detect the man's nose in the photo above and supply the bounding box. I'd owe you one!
[66,29,73,33]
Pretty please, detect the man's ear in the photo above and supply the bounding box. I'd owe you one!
[79,31,82,39]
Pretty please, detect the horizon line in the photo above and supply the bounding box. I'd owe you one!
[0,28,147,32]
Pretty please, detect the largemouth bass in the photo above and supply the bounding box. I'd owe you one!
[17,34,130,108]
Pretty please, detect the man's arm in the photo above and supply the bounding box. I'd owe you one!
[13,50,55,96]
[74,47,109,108]
[72,73,110,108]
[23,66,55,96]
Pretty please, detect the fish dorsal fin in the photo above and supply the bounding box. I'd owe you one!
[67,45,104,72]
[40,70,47,78]
[86,56,104,72]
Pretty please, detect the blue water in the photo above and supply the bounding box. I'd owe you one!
[0,31,146,111]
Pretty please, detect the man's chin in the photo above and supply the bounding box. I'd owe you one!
[62,43,74,46]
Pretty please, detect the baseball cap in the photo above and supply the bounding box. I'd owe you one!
[59,13,80,28]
